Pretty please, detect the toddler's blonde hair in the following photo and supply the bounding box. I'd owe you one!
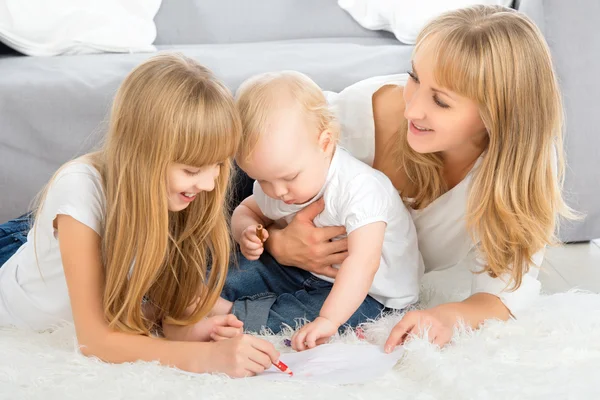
[235,71,339,161]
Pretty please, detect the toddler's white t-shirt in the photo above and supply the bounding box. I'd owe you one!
[254,147,424,309]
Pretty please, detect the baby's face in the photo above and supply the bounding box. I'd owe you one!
[240,107,332,205]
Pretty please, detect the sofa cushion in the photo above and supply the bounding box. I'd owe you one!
[153,0,391,45]
[0,38,411,221]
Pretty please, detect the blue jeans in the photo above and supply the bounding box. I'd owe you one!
[221,252,387,334]
[0,213,31,267]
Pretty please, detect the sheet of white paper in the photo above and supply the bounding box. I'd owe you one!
[254,343,404,385]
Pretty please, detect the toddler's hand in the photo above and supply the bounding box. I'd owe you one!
[291,316,338,351]
[240,224,269,260]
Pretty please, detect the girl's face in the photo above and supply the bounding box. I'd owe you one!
[166,163,221,211]
[403,42,487,156]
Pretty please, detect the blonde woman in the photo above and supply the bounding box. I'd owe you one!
[0,54,279,377]
[248,5,572,350]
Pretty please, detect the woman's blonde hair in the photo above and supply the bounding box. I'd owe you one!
[34,53,241,334]
[235,70,339,161]
[396,5,573,288]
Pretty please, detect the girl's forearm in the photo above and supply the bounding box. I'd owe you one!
[80,329,211,373]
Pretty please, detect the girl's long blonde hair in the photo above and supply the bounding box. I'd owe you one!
[397,5,573,288]
[36,53,241,334]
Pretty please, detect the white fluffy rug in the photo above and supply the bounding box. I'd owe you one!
[2,266,599,400]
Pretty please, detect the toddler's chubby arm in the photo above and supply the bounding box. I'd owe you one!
[232,195,274,260]
[292,222,386,350]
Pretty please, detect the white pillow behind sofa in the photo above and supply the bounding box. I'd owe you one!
[0,0,161,56]
[338,0,513,44]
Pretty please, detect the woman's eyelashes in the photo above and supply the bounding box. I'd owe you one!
[433,95,450,109]
[408,70,450,109]
[407,70,419,83]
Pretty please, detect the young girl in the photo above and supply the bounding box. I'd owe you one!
[0,53,279,377]
[251,5,573,350]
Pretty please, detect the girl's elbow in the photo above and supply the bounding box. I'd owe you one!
[76,329,112,360]
[78,340,105,360]
[78,341,100,358]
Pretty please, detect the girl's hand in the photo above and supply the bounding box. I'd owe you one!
[240,225,269,260]
[204,335,280,378]
[163,314,243,342]
[384,306,458,352]
[291,316,338,351]
[267,199,348,278]
[209,315,245,342]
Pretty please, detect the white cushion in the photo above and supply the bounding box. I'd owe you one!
[338,0,514,45]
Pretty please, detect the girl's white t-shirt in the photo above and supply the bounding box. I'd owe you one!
[325,74,543,316]
[0,162,105,330]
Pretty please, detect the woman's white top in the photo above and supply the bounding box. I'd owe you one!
[325,74,543,315]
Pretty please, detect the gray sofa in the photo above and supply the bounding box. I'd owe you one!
[0,0,598,242]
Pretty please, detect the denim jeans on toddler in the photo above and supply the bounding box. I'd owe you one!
[221,252,388,334]
[0,213,32,267]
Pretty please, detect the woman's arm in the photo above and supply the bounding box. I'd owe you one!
[384,251,544,351]
[56,215,278,377]
[458,293,512,322]
[264,199,348,278]
[384,293,510,352]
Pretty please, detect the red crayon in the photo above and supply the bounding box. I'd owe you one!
[275,360,293,376]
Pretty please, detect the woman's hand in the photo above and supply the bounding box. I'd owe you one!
[266,198,348,278]
[384,305,460,351]
[385,294,511,351]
